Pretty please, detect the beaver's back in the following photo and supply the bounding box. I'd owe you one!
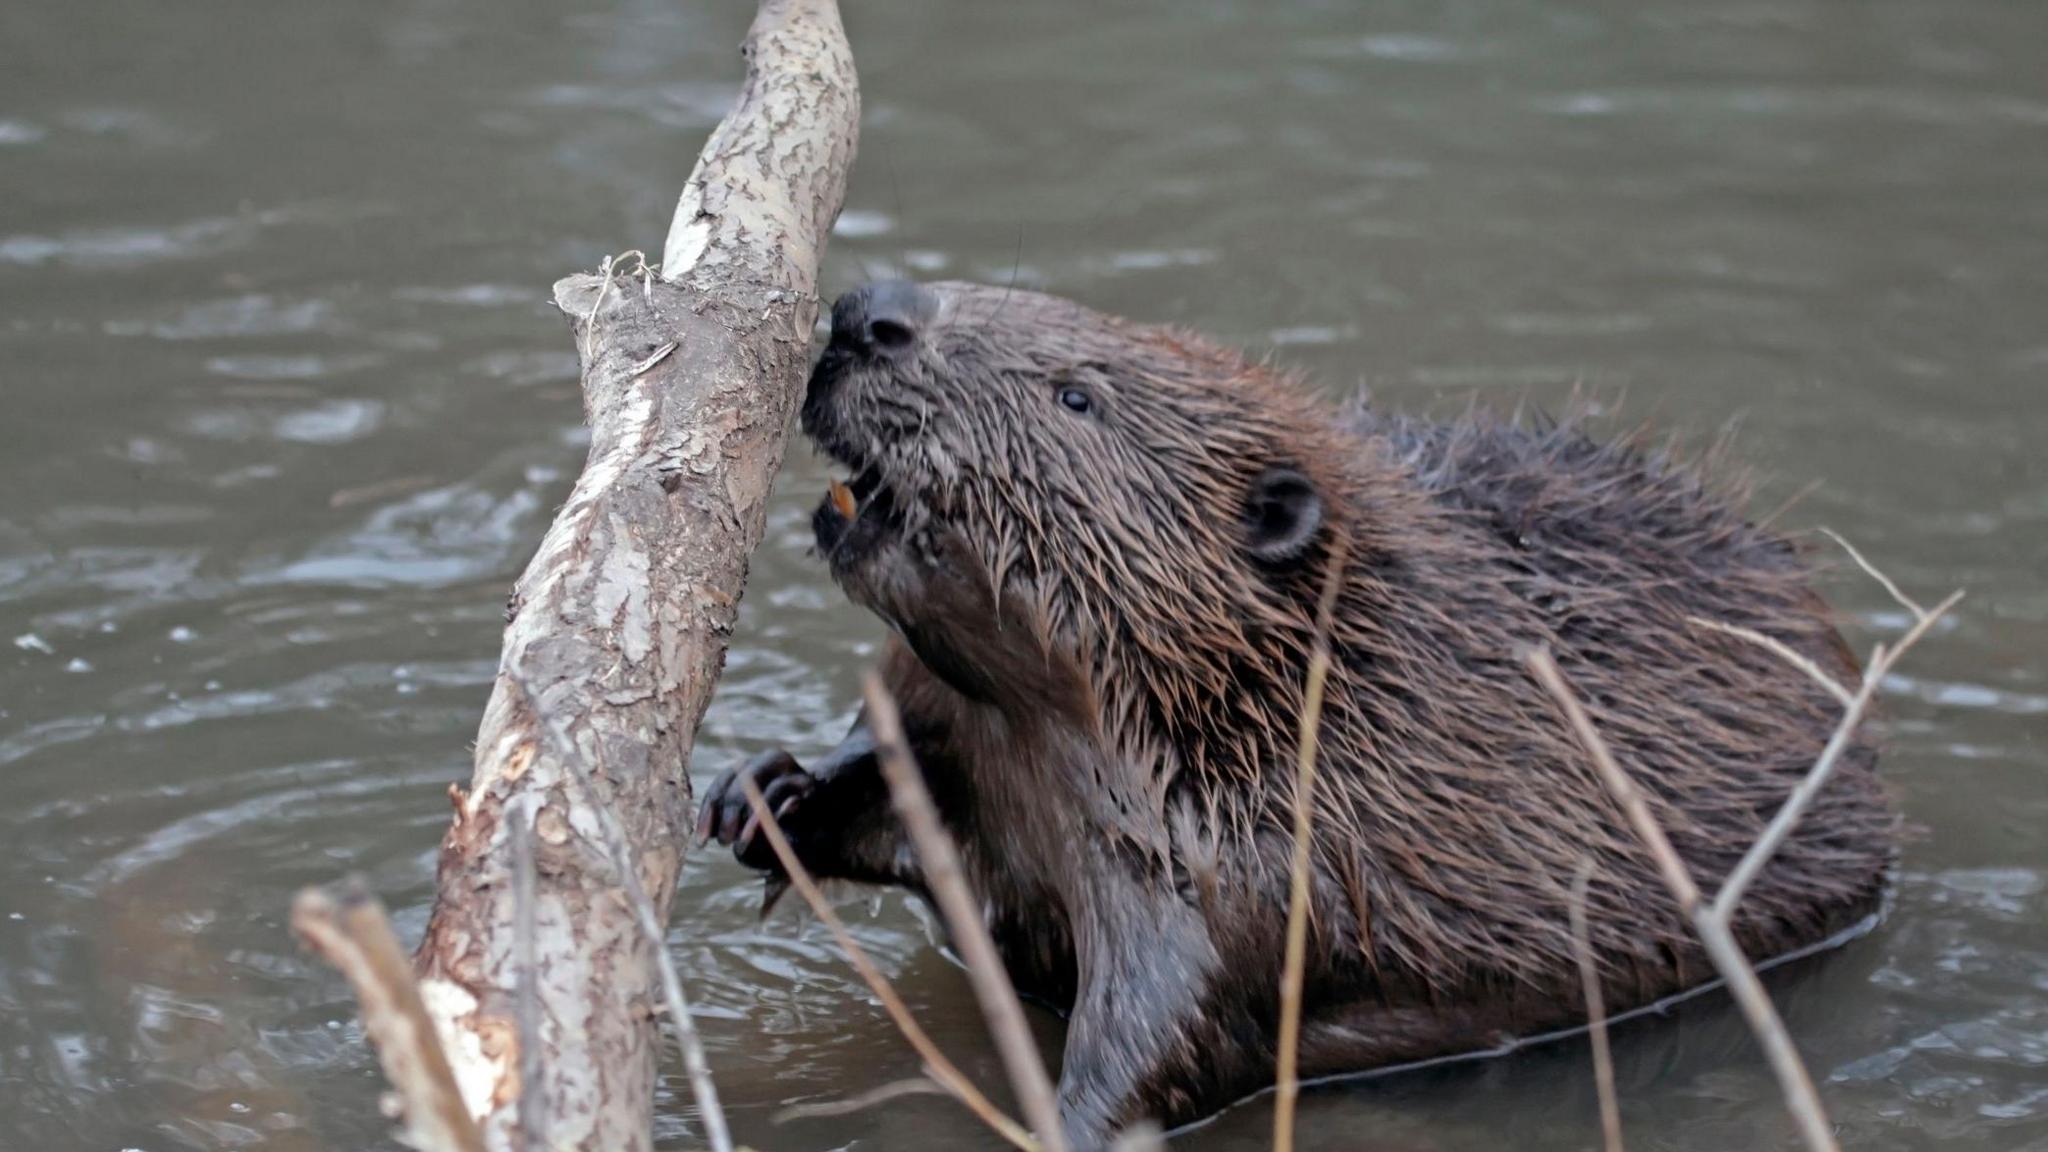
[1297,400,1894,1016]
[1357,402,1806,591]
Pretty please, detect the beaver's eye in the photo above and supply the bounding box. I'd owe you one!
[1058,387,1093,415]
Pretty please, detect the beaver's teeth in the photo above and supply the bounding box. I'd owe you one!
[827,477,857,521]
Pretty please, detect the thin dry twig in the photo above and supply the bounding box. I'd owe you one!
[738,777,1041,1152]
[1273,540,1351,1152]
[579,253,619,363]
[1820,526,1926,620]
[290,879,486,1152]
[522,686,733,1152]
[861,674,1071,1152]
[510,795,545,1152]
[1527,648,1837,1151]
[1569,858,1624,1152]
[1685,616,1854,708]
[1711,589,1959,921]
[771,1077,947,1123]
[577,250,654,363]
[1525,650,1702,907]
[1531,534,1961,1152]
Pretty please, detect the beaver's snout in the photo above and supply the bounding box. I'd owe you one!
[826,279,937,357]
[805,279,938,459]
[804,280,941,571]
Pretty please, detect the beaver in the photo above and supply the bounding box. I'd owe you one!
[697,279,1894,1147]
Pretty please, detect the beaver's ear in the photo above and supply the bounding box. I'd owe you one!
[1244,466,1323,565]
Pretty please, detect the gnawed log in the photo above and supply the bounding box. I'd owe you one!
[405,3,859,1149]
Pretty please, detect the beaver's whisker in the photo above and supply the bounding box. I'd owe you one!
[984,221,1028,331]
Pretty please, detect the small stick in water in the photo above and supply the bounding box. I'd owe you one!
[1274,538,1350,1152]
[738,776,1041,1152]
[862,673,1071,1152]
[290,879,486,1152]
[1569,857,1624,1152]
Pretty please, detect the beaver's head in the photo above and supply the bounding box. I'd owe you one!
[804,280,1359,759]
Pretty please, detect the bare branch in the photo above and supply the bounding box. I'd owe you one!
[291,880,486,1152]
[1569,858,1624,1152]
[408,2,860,1145]
[1274,541,1350,1152]
[1524,649,1702,911]
[1691,925,1836,1152]
[738,777,1040,1152]
[861,674,1071,1152]
[1685,616,1853,708]
[1711,673,1882,923]
[1886,588,1964,662]
[1525,648,1837,1152]
[1710,589,1959,923]
[663,0,857,286]
[1820,527,1926,621]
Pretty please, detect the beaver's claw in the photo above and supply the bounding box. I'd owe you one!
[696,748,818,872]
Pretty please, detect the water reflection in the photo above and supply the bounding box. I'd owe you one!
[1,0,2045,1150]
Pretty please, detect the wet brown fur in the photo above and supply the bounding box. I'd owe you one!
[701,281,1895,1146]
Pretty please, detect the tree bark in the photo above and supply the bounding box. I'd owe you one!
[410,3,858,1149]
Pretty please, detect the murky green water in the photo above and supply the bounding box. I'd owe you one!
[4,1,2045,1149]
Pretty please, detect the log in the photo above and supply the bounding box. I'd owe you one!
[408,3,859,1149]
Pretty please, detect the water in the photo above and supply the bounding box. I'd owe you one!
[2,1,2044,1149]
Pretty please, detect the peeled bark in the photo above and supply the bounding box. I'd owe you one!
[409,3,858,1149]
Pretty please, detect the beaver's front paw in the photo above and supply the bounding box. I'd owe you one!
[695,749,818,872]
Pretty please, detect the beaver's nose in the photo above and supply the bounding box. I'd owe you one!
[829,280,936,355]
